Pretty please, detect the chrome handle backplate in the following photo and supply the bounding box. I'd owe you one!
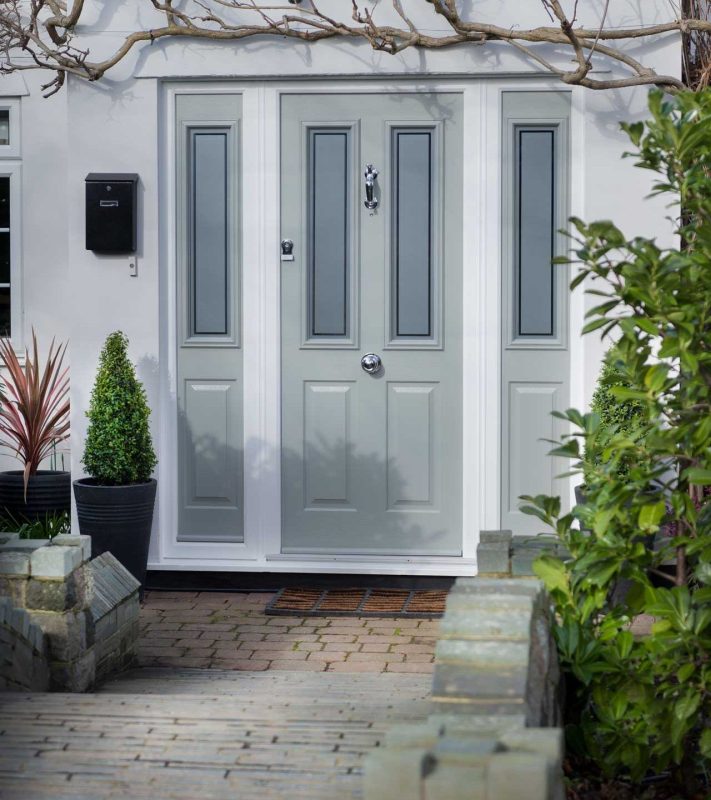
[361,353,382,375]
[364,164,379,210]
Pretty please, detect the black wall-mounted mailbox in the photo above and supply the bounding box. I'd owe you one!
[85,173,139,253]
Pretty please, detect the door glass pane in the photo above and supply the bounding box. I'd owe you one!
[308,130,349,337]
[516,129,555,337]
[191,130,228,336]
[0,177,9,229]
[392,130,433,338]
[0,233,9,284]
[0,111,9,146]
[0,287,10,337]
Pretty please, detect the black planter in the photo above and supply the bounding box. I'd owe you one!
[73,478,157,587]
[574,484,587,506]
[0,470,71,522]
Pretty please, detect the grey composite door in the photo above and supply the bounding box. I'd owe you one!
[280,93,463,555]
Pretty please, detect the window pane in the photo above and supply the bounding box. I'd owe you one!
[0,111,9,146]
[308,130,349,337]
[393,130,433,338]
[191,131,228,336]
[0,177,9,229]
[0,233,9,284]
[0,288,10,337]
[516,129,555,337]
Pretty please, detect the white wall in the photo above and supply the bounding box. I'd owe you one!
[0,0,681,545]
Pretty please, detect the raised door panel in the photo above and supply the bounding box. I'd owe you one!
[303,382,355,508]
[387,383,437,509]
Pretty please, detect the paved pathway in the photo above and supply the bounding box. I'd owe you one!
[0,668,432,799]
[138,591,439,674]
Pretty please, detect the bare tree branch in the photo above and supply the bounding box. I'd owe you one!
[0,0,702,97]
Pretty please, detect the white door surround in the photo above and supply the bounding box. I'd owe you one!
[155,78,586,575]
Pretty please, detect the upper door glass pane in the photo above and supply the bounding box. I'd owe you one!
[515,128,556,338]
[392,129,434,339]
[307,129,350,338]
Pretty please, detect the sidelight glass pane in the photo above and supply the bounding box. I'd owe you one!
[0,111,9,146]
[191,131,228,336]
[516,129,555,337]
[393,130,433,338]
[308,130,349,337]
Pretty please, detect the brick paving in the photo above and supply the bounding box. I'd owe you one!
[0,668,432,799]
[138,591,440,674]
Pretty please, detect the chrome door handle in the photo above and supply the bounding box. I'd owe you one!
[361,353,382,374]
[364,164,379,210]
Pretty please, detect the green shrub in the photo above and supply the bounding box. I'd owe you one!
[82,331,157,485]
[583,349,648,484]
[522,90,711,796]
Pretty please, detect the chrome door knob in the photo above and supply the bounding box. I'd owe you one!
[360,353,382,374]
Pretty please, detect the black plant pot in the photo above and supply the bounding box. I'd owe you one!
[0,470,71,522]
[73,478,157,587]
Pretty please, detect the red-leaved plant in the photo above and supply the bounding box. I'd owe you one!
[0,331,69,496]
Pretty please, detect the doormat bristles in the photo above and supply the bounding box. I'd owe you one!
[265,587,447,618]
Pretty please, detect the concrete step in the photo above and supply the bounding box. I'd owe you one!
[0,668,432,799]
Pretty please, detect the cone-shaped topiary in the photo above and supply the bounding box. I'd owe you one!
[82,331,157,485]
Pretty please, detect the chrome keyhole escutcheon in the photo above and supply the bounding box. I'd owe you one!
[360,353,382,375]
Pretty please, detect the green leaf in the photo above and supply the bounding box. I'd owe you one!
[638,501,666,532]
[532,554,569,595]
[676,662,695,683]
[701,728,711,759]
[685,468,711,486]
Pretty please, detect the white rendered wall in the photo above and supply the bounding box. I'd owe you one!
[0,0,681,557]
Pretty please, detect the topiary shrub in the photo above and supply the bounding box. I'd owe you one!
[583,348,648,485]
[82,331,157,485]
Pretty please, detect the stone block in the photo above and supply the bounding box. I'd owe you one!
[450,577,541,598]
[486,751,557,800]
[25,576,78,612]
[386,721,443,749]
[364,748,435,800]
[424,764,487,800]
[30,545,82,579]
[0,533,19,546]
[429,714,526,735]
[435,639,529,669]
[96,608,118,641]
[49,648,95,692]
[52,534,92,563]
[0,538,49,552]
[480,530,513,545]
[476,543,511,575]
[440,608,533,640]
[29,609,90,662]
[0,575,26,606]
[499,728,563,766]
[10,606,30,639]
[0,551,30,576]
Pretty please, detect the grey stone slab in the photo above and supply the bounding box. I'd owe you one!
[433,664,528,700]
[435,639,530,668]
[88,552,140,622]
[439,609,533,639]
[476,542,511,575]
[486,751,557,800]
[479,530,513,544]
[0,539,50,552]
[52,534,92,563]
[0,551,30,576]
[30,546,82,579]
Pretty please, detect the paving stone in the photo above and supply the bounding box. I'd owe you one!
[0,551,30,576]
[52,534,92,563]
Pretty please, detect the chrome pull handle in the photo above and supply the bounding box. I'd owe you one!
[364,164,379,210]
[361,353,382,374]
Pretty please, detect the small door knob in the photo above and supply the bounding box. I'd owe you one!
[360,353,382,374]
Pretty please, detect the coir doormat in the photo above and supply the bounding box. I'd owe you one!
[265,587,447,618]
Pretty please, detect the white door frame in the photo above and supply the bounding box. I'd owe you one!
[154,77,584,574]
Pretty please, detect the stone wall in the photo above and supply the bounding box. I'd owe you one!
[0,534,140,691]
[0,596,49,691]
[365,542,566,800]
